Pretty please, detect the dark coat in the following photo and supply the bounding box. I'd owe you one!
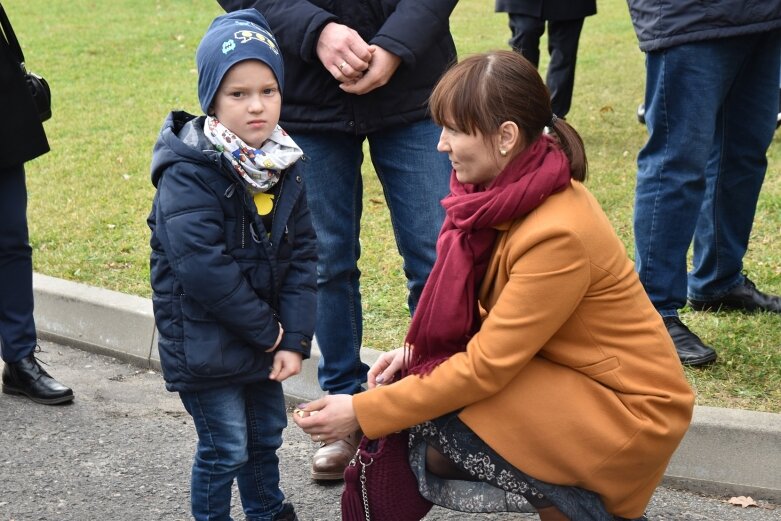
[627,0,781,52]
[148,112,317,392]
[0,2,48,169]
[495,0,596,21]
[217,0,458,135]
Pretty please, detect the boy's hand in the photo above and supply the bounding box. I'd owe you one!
[269,350,302,382]
[265,323,284,353]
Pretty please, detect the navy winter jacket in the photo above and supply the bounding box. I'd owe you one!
[148,112,317,392]
[627,0,781,52]
[217,0,458,135]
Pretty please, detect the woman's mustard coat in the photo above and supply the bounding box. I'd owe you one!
[353,181,695,518]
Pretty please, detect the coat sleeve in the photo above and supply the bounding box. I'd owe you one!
[155,164,281,350]
[353,224,592,439]
[217,0,337,63]
[276,185,318,359]
[371,0,458,67]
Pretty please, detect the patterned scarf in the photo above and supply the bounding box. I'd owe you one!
[406,134,573,375]
[204,116,303,193]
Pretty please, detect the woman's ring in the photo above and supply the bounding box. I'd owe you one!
[315,434,321,442]
[338,61,347,72]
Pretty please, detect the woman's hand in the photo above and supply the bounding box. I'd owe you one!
[367,345,410,389]
[293,394,359,444]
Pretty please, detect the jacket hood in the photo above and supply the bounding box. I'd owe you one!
[150,111,222,188]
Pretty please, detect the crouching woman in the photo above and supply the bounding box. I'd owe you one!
[295,50,694,521]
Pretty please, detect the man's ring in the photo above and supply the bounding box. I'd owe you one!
[338,61,347,72]
[315,434,321,442]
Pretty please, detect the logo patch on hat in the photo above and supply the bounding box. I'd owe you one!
[222,39,236,54]
[234,30,279,55]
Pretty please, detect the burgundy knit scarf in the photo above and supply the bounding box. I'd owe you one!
[406,134,572,375]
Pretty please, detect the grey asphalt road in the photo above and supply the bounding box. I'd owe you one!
[0,341,778,521]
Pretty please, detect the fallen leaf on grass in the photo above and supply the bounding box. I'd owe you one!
[728,496,758,508]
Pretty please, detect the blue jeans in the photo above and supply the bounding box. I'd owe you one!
[0,163,37,363]
[633,31,781,316]
[179,379,287,521]
[292,120,450,394]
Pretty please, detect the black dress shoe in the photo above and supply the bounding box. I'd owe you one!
[272,503,298,521]
[663,316,717,367]
[689,276,781,313]
[2,353,74,405]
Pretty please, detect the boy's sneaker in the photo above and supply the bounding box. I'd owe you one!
[273,503,298,521]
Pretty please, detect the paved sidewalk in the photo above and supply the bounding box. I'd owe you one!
[30,273,781,504]
[1,342,779,521]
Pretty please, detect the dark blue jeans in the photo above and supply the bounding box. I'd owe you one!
[291,120,451,395]
[0,163,37,363]
[634,30,781,316]
[179,379,287,521]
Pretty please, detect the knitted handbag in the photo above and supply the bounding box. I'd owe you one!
[341,430,433,521]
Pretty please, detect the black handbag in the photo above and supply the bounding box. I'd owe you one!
[0,3,51,121]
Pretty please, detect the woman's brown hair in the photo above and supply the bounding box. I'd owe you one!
[429,50,587,181]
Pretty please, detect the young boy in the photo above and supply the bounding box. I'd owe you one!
[148,9,316,521]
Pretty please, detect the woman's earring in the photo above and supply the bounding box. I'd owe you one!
[499,149,507,157]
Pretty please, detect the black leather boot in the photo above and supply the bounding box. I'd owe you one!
[2,353,74,404]
[272,503,298,521]
[689,276,781,313]
[663,316,717,367]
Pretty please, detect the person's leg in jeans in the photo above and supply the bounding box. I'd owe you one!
[289,132,368,396]
[507,14,545,68]
[180,385,251,521]
[367,119,451,314]
[546,18,585,118]
[0,164,36,363]
[237,378,288,521]
[634,41,727,317]
[688,30,781,299]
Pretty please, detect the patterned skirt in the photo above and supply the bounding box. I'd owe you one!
[408,412,644,521]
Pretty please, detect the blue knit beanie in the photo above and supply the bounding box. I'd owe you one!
[196,9,284,114]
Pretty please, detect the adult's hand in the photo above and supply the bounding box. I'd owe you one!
[316,22,372,83]
[367,346,410,388]
[340,45,401,95]
[293,394,359,444]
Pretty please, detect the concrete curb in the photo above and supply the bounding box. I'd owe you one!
[32,274,781,502]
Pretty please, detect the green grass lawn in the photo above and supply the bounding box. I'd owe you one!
[13,0,781,412]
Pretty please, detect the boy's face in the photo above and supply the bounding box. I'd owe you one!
[211,60,281,149]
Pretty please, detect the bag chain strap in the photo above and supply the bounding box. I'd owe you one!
[357,454,374,521]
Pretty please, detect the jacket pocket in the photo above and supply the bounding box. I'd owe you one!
[575,356,620,377]
[180,296,254,378]
[574,356,625,391]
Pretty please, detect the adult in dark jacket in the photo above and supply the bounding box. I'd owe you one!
[217,0,457,480]
[0,1,73,404]
[495,0,596,118]
[627,0,781,366]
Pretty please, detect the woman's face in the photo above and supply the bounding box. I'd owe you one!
[211,60,281,149]
[437,125,504,187]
